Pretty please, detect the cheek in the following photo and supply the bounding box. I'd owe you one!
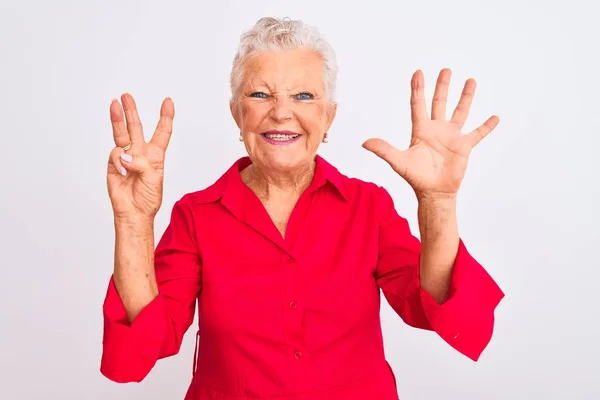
[297,104,327,131]
[240,104,267,127]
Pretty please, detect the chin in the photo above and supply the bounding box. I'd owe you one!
[261,152,312,172]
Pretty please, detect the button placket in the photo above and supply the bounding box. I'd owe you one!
[282,253,305,361]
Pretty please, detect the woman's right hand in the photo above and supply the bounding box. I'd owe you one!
[107,93,175,222]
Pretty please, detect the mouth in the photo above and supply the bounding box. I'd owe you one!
[260,130,301,145]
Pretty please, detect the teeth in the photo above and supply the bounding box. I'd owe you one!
[265,134,299,141]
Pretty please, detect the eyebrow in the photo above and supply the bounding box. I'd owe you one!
[245,84,320,94]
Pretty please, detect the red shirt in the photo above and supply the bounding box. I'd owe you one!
[100,156,504,400]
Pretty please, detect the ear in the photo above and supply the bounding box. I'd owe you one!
[324,102,337,132]
[230,99,242,130]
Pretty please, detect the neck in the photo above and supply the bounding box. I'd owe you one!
[241,160,315,200]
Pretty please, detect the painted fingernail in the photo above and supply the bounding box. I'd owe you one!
[120,153,133,162]
[120,166,127,176]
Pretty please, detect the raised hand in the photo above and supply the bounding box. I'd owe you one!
[107,94,175,221]
[362,69,499,198]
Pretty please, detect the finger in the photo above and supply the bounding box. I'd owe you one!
[451,78,477,127]
[121,93,145,149]
[119,151,154,176]
[410,70,429,123]
[362,138,407,177]
[431,68,451,120]
[149,97,175,151]
[110,99,130,148]
[108,147,128,176]
[465,115,500,148]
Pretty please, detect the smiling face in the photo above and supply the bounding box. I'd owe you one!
[230,49,337,173]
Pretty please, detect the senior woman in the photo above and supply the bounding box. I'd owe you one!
[101,17,503,400]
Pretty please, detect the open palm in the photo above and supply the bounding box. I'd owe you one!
[363,69,499,197]
[107,94,175,220]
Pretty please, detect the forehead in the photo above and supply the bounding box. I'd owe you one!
[242,49,325,90]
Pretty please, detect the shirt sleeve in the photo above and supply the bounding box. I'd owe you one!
[100,197,202,382]
[374,187,504,361]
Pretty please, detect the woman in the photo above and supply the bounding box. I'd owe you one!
[101,17,504,400]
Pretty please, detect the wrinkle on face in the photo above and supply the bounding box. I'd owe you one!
[230,48,337,189]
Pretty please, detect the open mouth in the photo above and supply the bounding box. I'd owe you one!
[261,130,301,144]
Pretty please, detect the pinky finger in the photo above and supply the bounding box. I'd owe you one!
[109,147,127,176]
[466,115,500,148]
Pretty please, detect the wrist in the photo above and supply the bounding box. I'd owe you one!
[114,214,155,230]
[416,192,457,210]
[416,193,458,240]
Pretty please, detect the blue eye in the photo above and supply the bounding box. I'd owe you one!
[295,92,314,100]
[249,92,269,98]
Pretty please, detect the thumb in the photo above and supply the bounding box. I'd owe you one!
[362,138,407,176]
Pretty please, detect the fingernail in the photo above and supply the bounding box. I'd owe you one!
[120,153,133,162]
[120,166,127,176]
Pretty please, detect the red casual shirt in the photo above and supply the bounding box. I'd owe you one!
[100,156,504,400]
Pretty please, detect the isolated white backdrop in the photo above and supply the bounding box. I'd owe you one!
[1,0,598,399]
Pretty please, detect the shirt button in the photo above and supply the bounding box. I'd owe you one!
[294,351,303,359]
[289,301,297,309]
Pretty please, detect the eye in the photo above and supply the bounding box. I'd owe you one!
[249,92,269,98]
[295,92,314,100]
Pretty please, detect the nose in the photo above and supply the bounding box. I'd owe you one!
[269,95,292,122]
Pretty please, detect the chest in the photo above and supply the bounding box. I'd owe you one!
[195,193,381,339]
[263,201,294,237]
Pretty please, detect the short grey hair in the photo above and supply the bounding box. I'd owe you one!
[230,17,338,102]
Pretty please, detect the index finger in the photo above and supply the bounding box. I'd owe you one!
[149,97,175,151]
[110,99,130,148]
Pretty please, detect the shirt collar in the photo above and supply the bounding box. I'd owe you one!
[310,155,348,201]
[194,155,348,205]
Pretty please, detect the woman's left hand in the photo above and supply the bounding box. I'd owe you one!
[363,68,499,199]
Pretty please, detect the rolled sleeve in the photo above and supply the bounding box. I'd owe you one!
[375,186,503,361]
[99,196,202,383]
[417,239,504,361]
[100,278,168,382]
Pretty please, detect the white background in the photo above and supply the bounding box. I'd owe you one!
[1,0,598,399]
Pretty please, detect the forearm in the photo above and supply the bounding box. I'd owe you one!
[113,217,159,322]
[417,195,459,304]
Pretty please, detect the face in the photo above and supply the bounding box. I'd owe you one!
[230,49,337,173]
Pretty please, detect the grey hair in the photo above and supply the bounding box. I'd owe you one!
[230,17,338,103]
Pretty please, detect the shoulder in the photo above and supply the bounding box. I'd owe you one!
[343,175,384,196]
[175,158,246,207]
[317,155,387,202]
[329,167,402,229]
[335,170,405,229]
[333,167,393,206]
[182,180,226,205]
